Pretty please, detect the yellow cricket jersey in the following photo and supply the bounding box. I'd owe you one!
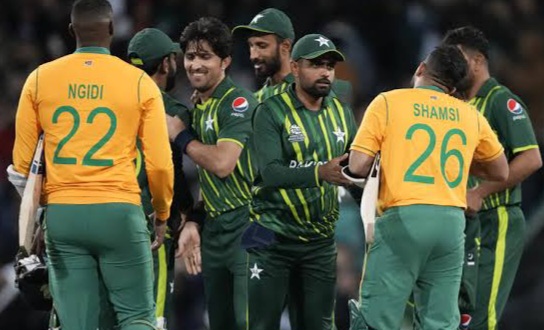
[13,47,173,220]
[351,86,504,210]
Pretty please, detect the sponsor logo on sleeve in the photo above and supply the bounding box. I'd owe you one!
[231,97,249,118]
[507,98,527,121]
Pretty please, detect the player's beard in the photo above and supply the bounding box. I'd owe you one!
[253,46,281,80]
[165,71,176,92]
[304,78,332,98]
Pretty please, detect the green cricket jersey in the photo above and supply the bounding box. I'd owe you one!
[137,91,194,229]
[191,76,258,218]
[254,73,352,104]
[251,84,358,241]
[468,78,538,210]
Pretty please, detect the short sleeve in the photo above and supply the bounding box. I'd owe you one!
[474,112,504,162]
[350,93,388,156]
[217,92,259,148]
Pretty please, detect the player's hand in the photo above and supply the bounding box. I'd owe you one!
[151,217,167,251]
[176,221,202,275]
[466,187,483,215]
[165,115,187,141]
[318,153,352,186]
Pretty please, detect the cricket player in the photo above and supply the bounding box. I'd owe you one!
[443,26,542,330]
[126,28,194,330]
[165,17,258,330]
[10,1,173,329]
[245,33,357,330]
[347,44,509,330]
[232,8,352,103]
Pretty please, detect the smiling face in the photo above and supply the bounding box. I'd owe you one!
[292,54,337,98]
[183,40,229,93]
[248,34,282,79]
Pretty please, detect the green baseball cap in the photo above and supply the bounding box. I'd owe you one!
[291,34,345,62]
[127,28,181,67]
[232,8,295,40]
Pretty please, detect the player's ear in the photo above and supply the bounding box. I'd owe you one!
[221,56,232,70]
[414,62,425,77]
[160,57,169,74]
[68,23,75,38]
[280,39,292,55]
[290,59,298,77]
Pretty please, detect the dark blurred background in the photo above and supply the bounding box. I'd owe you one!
[1,0,544,329]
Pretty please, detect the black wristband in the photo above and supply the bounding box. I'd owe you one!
[174,129,197,154]
[186,201,206,228]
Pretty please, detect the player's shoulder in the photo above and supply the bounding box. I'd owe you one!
[331,79,352,104]
[162,91,190,116]
[219,84,259,115]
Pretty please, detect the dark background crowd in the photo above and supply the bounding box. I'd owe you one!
[1,0,544,329]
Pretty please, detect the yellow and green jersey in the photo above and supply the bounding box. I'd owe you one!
[136,92,193,229]
[192,76,258,218]
[467,78,539,210]
[13,47,173,220]
[351,86,504,211]
[251,84,358,241]
[255,73,352,104]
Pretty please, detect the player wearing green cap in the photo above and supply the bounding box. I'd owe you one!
[165,17,258,330]
[233,8,352,104]
[125,27,194,330]
[245,33,357,330]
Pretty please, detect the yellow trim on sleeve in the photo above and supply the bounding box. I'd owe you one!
[512,145,539,154]
[350,145,377,157]
[217,138,244,149]
[488,206,508,330]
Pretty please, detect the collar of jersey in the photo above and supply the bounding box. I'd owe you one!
[263,73,294,88]
[210,76,235,99]
[416,85,445,93]
[475,77,499,98]
[74,47,111,55]
[287,83,332,111]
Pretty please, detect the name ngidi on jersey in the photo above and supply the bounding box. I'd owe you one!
[191,77,258,218]
[467,78,538,210]
[251,84,357,241]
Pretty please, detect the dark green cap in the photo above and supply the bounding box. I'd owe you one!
[291,34,345,62]
[232,8,295,40]
[127,28,181,67]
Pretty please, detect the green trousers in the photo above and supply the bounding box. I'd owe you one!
[471,206,525,330]
[246,233,337,330]
[201,206,249,330]
[44,203,155,330]
[350,205,465,330]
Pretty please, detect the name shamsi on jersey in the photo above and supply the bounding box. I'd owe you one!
[413,103,460,122]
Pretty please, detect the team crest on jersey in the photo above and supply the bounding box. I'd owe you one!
[288,124,306,142]
[232,97,249,112]
[507,98,523,115]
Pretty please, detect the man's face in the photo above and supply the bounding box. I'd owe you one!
[165,53,177,91]
[184,40,227,92]
[294,56,336,98]
[248,34,282,79]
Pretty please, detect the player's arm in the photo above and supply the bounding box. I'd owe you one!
[470,112,509,182]
[472,96,540,197]
[139,73,174,222]
[12,68,41,178]
[168,95,257,179]
[348,94,387,178]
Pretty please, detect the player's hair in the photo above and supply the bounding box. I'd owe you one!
[180,17,232,59]
[71,0,113,21]
[442,26,490,59]
[425,45,468,93]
